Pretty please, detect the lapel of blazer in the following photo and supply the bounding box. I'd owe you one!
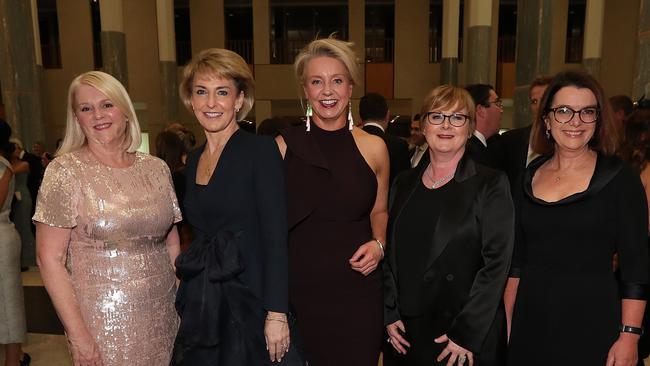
[424,154,479,271]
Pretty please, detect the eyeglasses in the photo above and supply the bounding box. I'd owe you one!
[423,112,470,127]
[488,99,504,108]
[549,106,599,124]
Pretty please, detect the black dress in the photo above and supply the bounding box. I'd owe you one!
[507,154,649,365]
[281,123,384,366]
[171,129,305,366]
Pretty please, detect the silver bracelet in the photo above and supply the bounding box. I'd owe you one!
[374,238,385,254]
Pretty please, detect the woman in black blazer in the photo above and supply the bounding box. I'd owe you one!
[170,48,304,365]
[384,85,514,366]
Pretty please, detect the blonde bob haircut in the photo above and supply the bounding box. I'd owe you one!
[58,71,141,156]
[179,48,255,121]
[419,85,477,135]
[294,37,360,88]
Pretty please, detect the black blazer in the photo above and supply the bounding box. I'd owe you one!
[362,124,411,185]
[383,154,514,359]
[181,129,289,313]
[490,125,532,189]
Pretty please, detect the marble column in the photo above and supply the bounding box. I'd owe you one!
[190,0,225,53]
[634,0,650,98]
[99,0,129,88]
[441,0,460,85]
[0,0,44,148]
[513,0,553,128]
[253,0,270,65]
[156,0,178,124]
[582,0,605,77]
[466,0,492,84]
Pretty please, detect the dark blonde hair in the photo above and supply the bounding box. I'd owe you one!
[294,37,360,88]
[179,48,255,121]
[419,85,476,135]
[531,70,618,156]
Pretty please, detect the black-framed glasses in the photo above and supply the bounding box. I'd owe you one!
[549,106,599,124]
[488,99,504,108]
[423,112,470,127]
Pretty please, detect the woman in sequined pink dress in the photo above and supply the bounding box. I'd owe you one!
[34,71,181,366]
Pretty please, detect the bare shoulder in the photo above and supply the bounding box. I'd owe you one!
[351,127,388,173]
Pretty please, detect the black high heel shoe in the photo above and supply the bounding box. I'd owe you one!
[20,352,31,366]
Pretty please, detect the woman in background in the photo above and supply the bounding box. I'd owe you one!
[9,141,36,269]
[0,120,30,366]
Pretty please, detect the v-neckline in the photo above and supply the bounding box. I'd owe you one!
[194,129,241,187]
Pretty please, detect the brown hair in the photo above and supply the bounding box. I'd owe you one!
[179,48,255,121]
[619,108,650,173]
[419,85,476,135]
[531,70,618,156]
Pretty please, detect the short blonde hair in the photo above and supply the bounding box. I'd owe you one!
[294,37,360,88]
[179,48,255,121]
[58,71,141,156]
[419,85,476,135]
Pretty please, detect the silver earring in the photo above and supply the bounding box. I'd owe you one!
[347,101,354,130]
[545,128,550,139]
[306,103,313,132]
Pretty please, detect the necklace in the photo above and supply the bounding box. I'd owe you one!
[202,144,225,179]
[426,164,454,189]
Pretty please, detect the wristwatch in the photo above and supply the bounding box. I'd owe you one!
[619,324,644,336]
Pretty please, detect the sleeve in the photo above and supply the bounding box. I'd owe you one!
[616,165,649,299]
[159,160,182,224]
[508,174,526,278]
[32,158,80,228]
[254,137,289,313]
[383,172,405,325]
[447,172,515,353]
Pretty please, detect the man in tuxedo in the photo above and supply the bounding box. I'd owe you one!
[464,84,503,168]
[360,93,410,186]
[408,114,429,168]
[493,76,552,187]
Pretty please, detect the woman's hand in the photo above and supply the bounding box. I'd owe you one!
[349,240,383,276]
[386,320,411,354]
[68,334,103,366]
[434,334,474,366]
[264,312,290,362]
[606,333,639,366]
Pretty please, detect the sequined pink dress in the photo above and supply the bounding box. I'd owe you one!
[33,148,181,365]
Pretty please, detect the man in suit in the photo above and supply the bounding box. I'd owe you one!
[360,93,410,186]
[408,114,429,168]
[492,76,552,187]
[464,84,503,168]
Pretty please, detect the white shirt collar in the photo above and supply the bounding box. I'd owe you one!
[473,130,487,147]
[363,122,385,133]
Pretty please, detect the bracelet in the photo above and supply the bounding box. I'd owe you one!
[266,315,288,323]
[619,324,644,336]
[374,238,385,254]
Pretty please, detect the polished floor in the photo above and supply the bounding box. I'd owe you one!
[3,269,650,366]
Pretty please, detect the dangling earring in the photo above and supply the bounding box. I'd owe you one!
[545,128,551,139]
[347,101,354,130]
[305,103,313,132]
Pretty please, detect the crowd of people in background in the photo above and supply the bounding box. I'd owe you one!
[0,35,648,366]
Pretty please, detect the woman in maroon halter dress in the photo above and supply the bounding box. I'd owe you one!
[275,37,390,366]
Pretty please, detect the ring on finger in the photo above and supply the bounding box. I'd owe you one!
[458,354,467,364]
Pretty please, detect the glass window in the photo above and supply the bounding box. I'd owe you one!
[225,0,253,64]
[498,1,516,63]
[429,0,463,63]
[90,0,101,69]
[270,1,348,64]
[365,1,394,63]
[565,0,585,63]
[174,0,192,66]
[37,0,62,69]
